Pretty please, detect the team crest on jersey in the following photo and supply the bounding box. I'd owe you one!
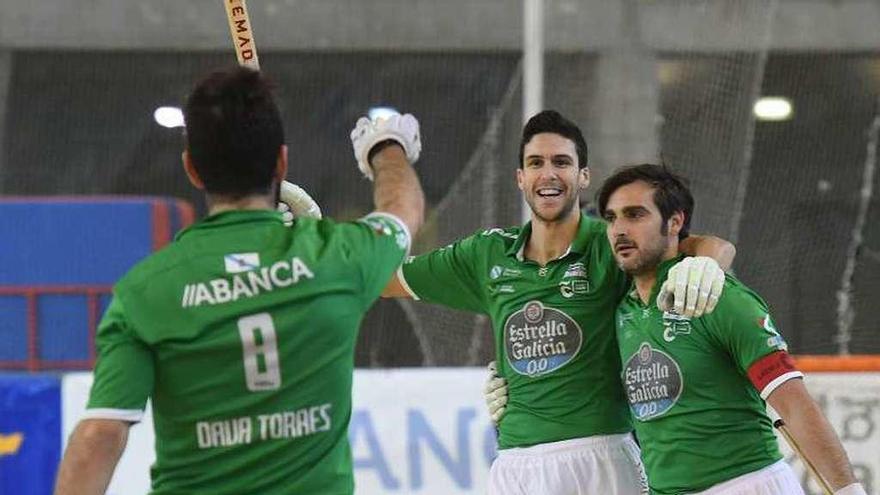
[559,280,590,298]
[225,252,260,273]
[661,312,691,342]
[559,262,590,298]
[623,343,683,421]
[503,301,583,377]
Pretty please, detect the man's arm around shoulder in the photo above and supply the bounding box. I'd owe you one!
[382,270,412,298]
[680,234,736,271]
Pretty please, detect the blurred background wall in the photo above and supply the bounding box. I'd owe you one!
[1,0,879,366]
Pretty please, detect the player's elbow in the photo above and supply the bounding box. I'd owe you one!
[381,273,413,299]
[716,239,736,271]
[73,419,130,454]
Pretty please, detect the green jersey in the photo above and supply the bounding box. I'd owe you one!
[400,214,632,449]
[85,210,410,495]
[616,256,800,495]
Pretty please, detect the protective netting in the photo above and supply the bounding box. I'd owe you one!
[1,1,879,369]
[365,0,880,363]
[390,66,522,366]
[735,55,880,355]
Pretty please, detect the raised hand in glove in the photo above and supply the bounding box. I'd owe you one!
[350,113,421,180]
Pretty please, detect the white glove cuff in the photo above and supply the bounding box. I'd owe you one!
[367,139,406,167]
[365,133,418,167]
[834,483,867,495]
[357,135,403,181]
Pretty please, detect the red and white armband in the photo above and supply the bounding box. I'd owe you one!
[747,351,804,399]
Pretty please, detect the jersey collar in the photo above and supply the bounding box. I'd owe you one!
[174,209,284,241]
[506,212,593,262]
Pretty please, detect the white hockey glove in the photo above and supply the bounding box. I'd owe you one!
[276,181,322,226]
[656,256,725,318]
[350,113,421,181]
[484,361,508,425]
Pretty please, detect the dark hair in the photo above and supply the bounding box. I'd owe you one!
[184,66,284,197]
[518,110,588,169]
[596,164,694,241]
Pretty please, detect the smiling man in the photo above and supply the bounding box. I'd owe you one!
[374,111,735,495]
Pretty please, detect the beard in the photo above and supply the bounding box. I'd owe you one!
[616,235,670,275]
[525,190,579,223]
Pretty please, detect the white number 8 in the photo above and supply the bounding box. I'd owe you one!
[238,313,282,391]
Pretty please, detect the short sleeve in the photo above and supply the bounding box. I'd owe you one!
[707,282,802,398]
[399,233,485,313]
[340,212,411,308]
[84,295,154,422]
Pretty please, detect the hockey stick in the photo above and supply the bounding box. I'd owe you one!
[223,0,260,70]
[774,419,833,495]
[222,2,323,219]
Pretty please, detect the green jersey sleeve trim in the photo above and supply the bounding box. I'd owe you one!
[760,372,804,400]
[349,211,411,309]
[396,264,420,300]
[359,212,412,257]
[81,408,145,423]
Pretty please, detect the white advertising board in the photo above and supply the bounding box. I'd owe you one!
[62,368,495,495]
[62,369,880,494]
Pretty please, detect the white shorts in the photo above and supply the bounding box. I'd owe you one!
[695,460,805,495]
[487,433,648,495]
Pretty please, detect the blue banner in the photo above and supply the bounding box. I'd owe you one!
[0,374,61,495]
